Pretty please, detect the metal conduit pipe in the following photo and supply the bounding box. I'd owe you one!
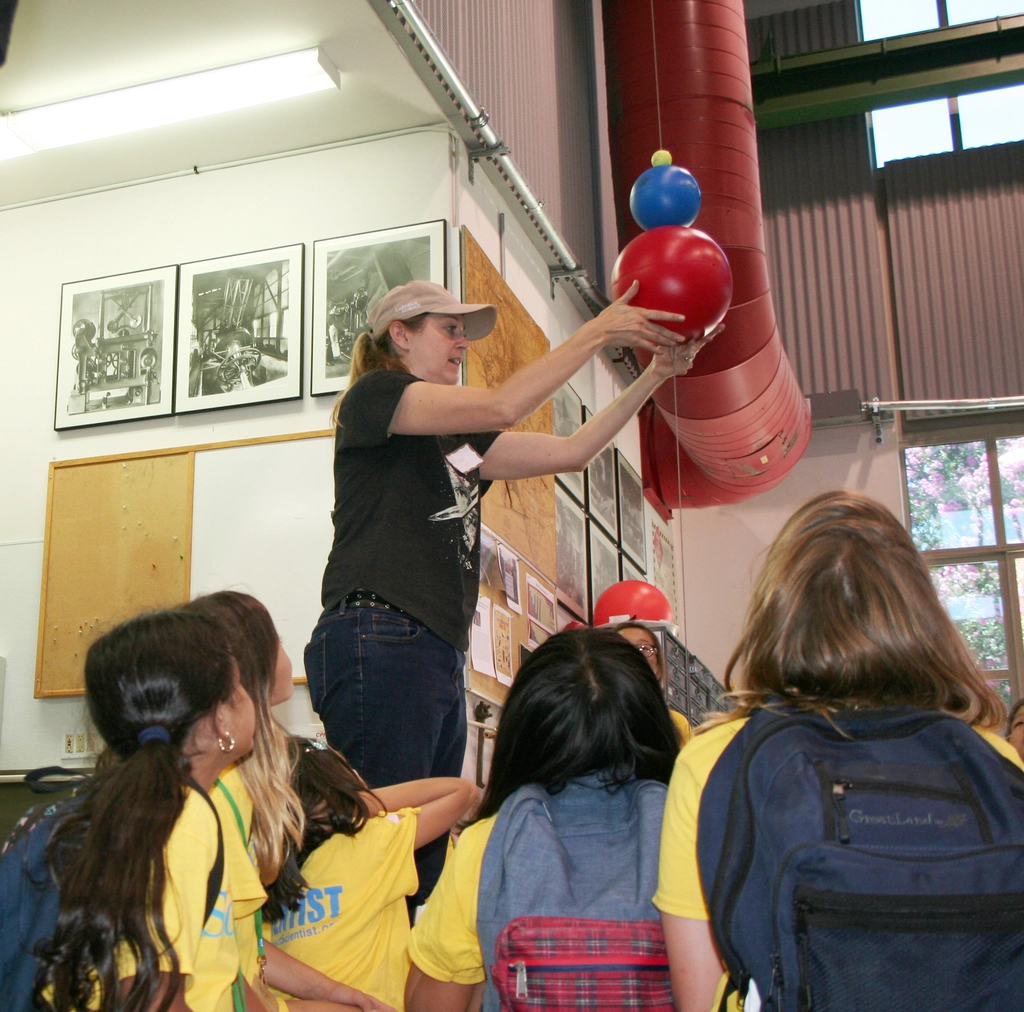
[367,0,613,318]
[604,0,811,507]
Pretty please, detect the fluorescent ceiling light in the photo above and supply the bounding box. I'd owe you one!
[3,48,339,157]
[0,119,34,161]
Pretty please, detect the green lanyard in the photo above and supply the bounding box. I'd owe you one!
[215,779,267,1012]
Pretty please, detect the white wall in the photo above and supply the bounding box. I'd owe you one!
[0,128,454,769]
[677,420,904,679]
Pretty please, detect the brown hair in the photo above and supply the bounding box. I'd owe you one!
[328,313,428,427]
[716,490,1004,730]
[181,592,304,882]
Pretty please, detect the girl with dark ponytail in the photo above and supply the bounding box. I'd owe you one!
[35,608,260,1012]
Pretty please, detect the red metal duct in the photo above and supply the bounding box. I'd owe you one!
[603,0,811,507]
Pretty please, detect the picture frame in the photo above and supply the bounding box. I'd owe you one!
[587,441,618,538]
[616,450,647,571]
[54,265,177,430]
[621,553,646,583]
[552,383,584,504]
[310,219,447,396]
[555,482,588,620]
[174,244,304,414]
[589,520,619,620]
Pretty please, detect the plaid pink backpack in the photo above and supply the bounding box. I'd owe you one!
[476,778,673,1012]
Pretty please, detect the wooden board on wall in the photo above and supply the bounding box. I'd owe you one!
[462,227,556,583]
[36,453,193,696]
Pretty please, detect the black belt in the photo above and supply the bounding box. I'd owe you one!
[345,590,408,614]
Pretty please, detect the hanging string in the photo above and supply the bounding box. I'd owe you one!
[671,347,688,655]
[649,0,664,151]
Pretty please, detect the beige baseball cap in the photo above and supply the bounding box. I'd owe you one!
[367,280,497,340]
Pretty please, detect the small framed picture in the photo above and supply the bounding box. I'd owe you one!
[587,441,618,538]
[621,553,645,583]
[175,244,304,415]
[552,384,584,504]
[555,483,588,619]
[311,220,447,396]
[589,520,619,620]
[616,450,647,571]
[54,266,177,430]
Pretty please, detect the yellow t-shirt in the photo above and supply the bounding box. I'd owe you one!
[407,816,497,985]
[268,809,420,1010]
[210,768,274,1006]
[115,787,246,1012]
[654,715,1024,1011]
[670,709,692,744]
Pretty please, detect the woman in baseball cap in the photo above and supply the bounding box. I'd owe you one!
[307,277,712,906]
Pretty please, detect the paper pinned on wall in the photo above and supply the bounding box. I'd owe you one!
[480,526,502,590]
[471,595,496,678]
[526,575,556,635]
[492,604,513,685]
[497,542,521,614]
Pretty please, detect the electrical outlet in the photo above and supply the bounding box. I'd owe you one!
[62,728,97,763]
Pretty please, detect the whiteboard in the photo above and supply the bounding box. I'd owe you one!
[191,436,335,732]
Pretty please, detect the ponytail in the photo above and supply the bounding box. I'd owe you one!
[36,611,236,1012]
[330,314,429,427]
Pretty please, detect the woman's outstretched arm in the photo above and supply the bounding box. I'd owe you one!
[388,282,687,437]
[367,778,478,848]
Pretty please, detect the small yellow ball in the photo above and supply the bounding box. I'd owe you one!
[651,149,672,167]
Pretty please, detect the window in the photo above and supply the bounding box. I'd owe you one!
[904,435,1024,707]
[946,1,1024,24]
[871,100,955,167]
[958,84,1024,149]
[859,0,938,40]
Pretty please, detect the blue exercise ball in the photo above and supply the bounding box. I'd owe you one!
[630,165,702,230]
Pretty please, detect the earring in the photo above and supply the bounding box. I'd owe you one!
[218,732,236,754]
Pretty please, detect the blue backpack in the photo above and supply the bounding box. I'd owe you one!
[476,776,672,1012]
[0,777,223,1012]
[697,706,1024,1012]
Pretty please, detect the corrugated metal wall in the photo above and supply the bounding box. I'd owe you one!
[416,0,601,280]
[746,0,858,60]
[758,116,893,399]
[746,1,893,399]
[886,142,1024,401]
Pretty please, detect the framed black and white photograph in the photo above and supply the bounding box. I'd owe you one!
[616,450,647,571]
[54,265,177,430]
[589,521,619,619]
[175,245,304,415]
[621,553,646,583]
[587,441,617,537]
[552,383,584,504]
[311,220,446,396]
[555,483,588,619]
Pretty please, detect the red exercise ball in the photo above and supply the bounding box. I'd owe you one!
[611,226,733,342]
[593,581,674,627]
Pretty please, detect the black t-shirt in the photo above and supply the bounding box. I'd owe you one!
[320,369,500,651]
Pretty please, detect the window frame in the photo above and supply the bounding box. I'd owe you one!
[901,423,1024,702]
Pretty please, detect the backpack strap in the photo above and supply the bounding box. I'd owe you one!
[186,778,225,925]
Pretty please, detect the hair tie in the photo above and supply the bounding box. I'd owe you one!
[138,725,171,745]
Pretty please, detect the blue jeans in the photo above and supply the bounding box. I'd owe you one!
[304,603,467,903]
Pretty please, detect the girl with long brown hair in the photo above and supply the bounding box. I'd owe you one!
[654,491,1022,1012]
[183,592,394,1012]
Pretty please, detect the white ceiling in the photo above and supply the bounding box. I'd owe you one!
[0,0,446,207]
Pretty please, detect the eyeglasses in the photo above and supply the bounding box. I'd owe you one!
[635,643,658,658]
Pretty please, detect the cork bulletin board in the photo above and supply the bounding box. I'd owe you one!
[462,227,558,701]
[462,227,556,583]
[36,451,193,696]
